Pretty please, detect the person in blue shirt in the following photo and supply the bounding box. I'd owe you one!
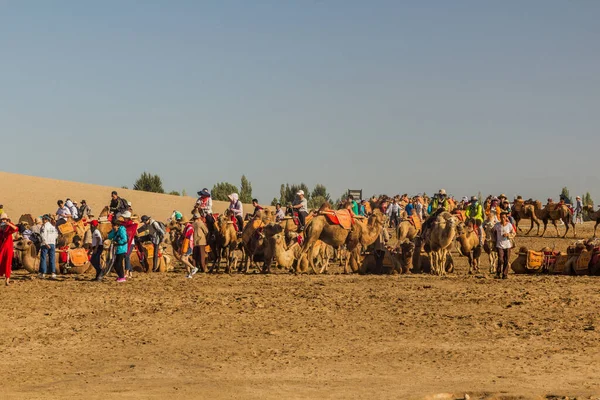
[107,219,128,282]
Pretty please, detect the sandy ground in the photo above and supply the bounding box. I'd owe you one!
[0,171,254,221]
[1,215,600,399]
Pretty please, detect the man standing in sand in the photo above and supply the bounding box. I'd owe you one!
[89,220,104,281]
[0,213,18,285]
[494,211,515,280]
[39,214,58,280]
[192,213,209,273]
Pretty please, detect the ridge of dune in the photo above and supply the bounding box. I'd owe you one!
[0,171,255,221]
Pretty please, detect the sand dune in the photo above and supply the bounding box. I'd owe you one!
[0,171,255,221]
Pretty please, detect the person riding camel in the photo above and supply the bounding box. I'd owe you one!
[109,191,128,219]
[292,190,309,231]
[196,188,213,216]
[228,193,244,236]
[465,196,484,246]
[251,199,263,219]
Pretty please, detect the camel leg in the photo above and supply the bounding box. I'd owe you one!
[553,221,559,238]
[440,249,447,276]
[595,222,599,238]
[540,221,548,237]
[525,218,534,236]
[468,253,473,274]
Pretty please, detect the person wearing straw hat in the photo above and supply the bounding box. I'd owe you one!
[39,214,58,279]
[179,215,197,278]
[574,196,583,224]
[0,213,18,285]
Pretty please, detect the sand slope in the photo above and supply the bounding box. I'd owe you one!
[0,171,255,221]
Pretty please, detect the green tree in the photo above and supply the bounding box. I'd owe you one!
[560,187,572,203]
[121,185,128,189]
[270,197,279,206]
[133,172,165,194]
[211,182,239,201]
[239,175,253,203]
[311,184,331,203]
[309,195,330,209]
[169,190,180,196]
[182,189,187,197]
[584,192,594,207]
[279,184,286,205]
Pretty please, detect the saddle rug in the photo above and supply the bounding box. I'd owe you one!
[322,209,354,230]
[68,248,89,267]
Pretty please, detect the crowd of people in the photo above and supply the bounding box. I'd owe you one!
[0,187,594,285]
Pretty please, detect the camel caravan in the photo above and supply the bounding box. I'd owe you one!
[7,188,600,281]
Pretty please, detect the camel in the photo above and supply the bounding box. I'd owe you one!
[300,209,385,274]
[535,202,576,238]
[511,199,542,235]
[455,220,482,274]
[13,238,39,273]
[298,240,332,274]
[424,212,458,276]
[128,242,172,273]
[583,205,600,237]
[482,219,498,274]
[267,232,302,272]
[212,212,239,274]
[240,214,274,273]
[359,242,415,275]
[396,219,420,243]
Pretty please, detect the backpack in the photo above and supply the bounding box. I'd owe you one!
[153,221,167,239]
[117,197,129,213]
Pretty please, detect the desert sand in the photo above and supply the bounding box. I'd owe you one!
[0,172,599,399]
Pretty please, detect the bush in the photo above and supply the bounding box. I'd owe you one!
[133,172,165,194]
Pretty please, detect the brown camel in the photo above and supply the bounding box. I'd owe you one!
[511,198,542,235]
[426,212,458,276]
[536,202,576,238]
[583,205,600,237]
[455,220,482,274]
[300,209,385,274]
[212,212,239,274]
[267,232,302,272]
[13,238,39,273]
[396,219,420,243]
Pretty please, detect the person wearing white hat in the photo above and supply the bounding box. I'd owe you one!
[0,213,18,285]
[292,190,309,231]
[228,193,244,235]
[121,211,137,278]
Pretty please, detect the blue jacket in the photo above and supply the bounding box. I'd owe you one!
[108,225,128,255]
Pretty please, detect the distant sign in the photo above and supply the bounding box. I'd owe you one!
[347,189,363,200]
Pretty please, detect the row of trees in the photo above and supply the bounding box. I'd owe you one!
[561,187,594,207]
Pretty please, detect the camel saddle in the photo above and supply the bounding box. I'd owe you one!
[58,222,75,235]
[68,248,89,267]
[408,215,422,231]
[575,250,592,275]
[525,250,544,271]
[321,209,354,230]
[452,210,466,222]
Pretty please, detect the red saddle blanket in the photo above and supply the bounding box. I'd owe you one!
[323,209,354,230]
[230,216,239,232]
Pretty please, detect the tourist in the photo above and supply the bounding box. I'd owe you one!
[170,210,183,222]
[107,219,128,282]
[55,200,71,226]
[291,190,308,231]
[109,191,128,219]
[179,216,197,278]
[0,213,18,286]
[573,196,583,224]
[139,215,166,272]
[65,199,79,220]
[89,220,104,281]
[228,193,244,234]
[414,195,424,220]
[192,213,209,273]
[275,203,285,222]
[358,200,367,217]
[348,194,359,216]
[494,211,515,279]
[39,214,58,279]
[121,211,137,279]
[431,189,449,212]
[196,188,213,215]
[251,199,264,218]
[386,198,400,229]
[79,200,92,220]
[404,198,415,218]
[465,196,484,246]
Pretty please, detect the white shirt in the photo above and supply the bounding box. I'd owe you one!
[92,229,103,247]
[40,222,58,246]
[494,222,514,249]
[56,206,71,220]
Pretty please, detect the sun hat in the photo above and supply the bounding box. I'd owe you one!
[0,213,8,220]
[297,190,304,196]
[90,220,99,227]
[121,211,132,219]
[576,196,581,199]
[499,194,507,199]
[197,189,210,197]
[127,201,132,207]
[462,196,468,202]
[439,189,446,195]
[141,215,150,223]
[179,216,189,224]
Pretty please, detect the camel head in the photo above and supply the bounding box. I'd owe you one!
[13,238,33,252]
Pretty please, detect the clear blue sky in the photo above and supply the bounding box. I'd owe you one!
[2,1,599,203]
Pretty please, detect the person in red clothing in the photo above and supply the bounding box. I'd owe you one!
[0,213,18,286]
[121,211,138,279]
[179,216,197,279]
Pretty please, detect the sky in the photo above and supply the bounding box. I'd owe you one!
[1,1,599,203]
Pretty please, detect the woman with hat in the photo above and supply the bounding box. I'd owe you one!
[121,211,138,279]
[228,193,244,235]
[0,213,18,285]
[107,218,128,282]
[196,188,213,216]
